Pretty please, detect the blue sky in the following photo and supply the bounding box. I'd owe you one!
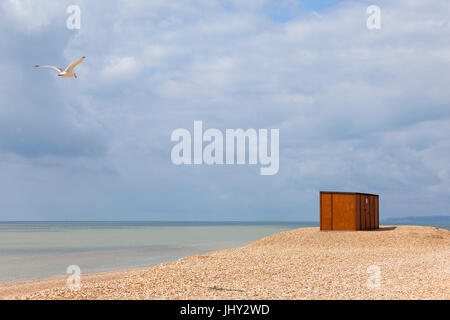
[0,0,449,221]
[298,0,343,11]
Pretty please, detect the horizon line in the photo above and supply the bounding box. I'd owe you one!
[0,216,448,223]
[0,220,320,223]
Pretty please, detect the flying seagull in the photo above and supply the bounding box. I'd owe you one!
[34,56,86,78]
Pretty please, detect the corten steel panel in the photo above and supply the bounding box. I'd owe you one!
[371,196,376,230]
[355,194,361,230]
[375,196,380,229]
[364,195,370,230]
[360,195,366,230]
[320,193,332,230]
[365,195,370,230]
[320,192,379,231]
[332,194,356,230]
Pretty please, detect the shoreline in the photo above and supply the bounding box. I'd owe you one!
[1,225,449,300]
[0,222,309,285]
[0,267,150,300]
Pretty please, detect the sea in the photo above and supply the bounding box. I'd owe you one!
[0,221,448,283]
[0,222,314,283]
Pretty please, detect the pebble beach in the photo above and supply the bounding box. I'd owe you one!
[1,225,449,300]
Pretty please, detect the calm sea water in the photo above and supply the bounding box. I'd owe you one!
[0,221,448,283]
[0,222,315,283]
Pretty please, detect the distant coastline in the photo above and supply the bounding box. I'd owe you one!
[382,216,450,223]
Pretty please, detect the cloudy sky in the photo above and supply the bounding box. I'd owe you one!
[0,0,449,221]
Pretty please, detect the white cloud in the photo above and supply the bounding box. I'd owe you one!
[1,0,450,219]
[101,56,140,80]
[1,0,65,32]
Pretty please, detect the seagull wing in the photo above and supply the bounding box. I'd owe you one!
[34,65,63,73]
[65,56,86,73]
